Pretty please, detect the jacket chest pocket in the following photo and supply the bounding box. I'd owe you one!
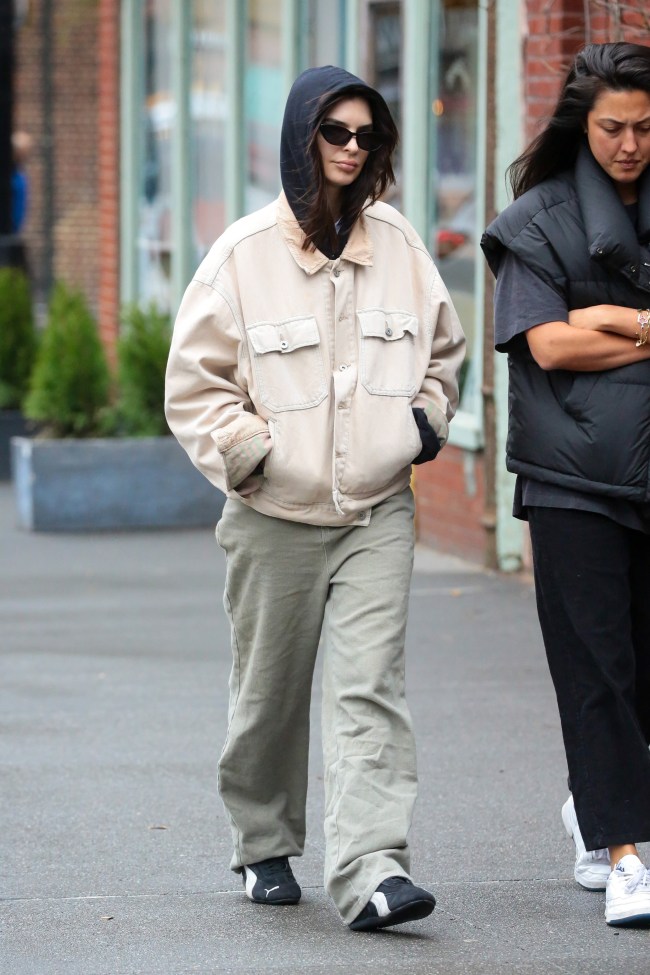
[357,309,419,397]
[246,316,328,412]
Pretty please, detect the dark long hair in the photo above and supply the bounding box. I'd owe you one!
[299,85,399,253]
[508,42,650,199]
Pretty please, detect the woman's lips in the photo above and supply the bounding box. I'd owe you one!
[335,161,358,173]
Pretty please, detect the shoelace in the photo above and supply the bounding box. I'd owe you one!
[263,857,295,881]
[625,865,650,894]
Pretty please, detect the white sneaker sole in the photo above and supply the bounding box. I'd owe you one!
[606,907,650,926]
[561,797,610,892]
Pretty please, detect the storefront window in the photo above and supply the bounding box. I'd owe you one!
[303,0,342,68]
[429,0,479,399]
[190,1,227,263]
[138,0,174,308]
[245,0,283,212]
[365,2,402,209]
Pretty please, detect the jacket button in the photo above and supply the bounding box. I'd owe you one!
[630,266,637,273]
[596,248,603,254]
[385,326,393,337]
[280,340,288,350]
[333,268,340,277]
[339,363,348,371]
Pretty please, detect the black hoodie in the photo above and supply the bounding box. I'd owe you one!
[279,65,389,259]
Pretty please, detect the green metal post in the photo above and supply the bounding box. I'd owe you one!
[402,0,432,245]
[170,0,192,311]
[495,0,524,571]
[226,0,246,224]
[282,0,300,99]
[119,0,141,306]
[344,0,360,75]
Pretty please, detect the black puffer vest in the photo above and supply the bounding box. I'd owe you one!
[481,145,650,501]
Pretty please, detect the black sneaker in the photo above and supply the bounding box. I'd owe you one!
[349,876,435,931]
[242,856,301,905]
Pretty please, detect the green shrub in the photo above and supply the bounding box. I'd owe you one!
[0,267,37,410]
[114,303,171,436]
[25,282,111,437]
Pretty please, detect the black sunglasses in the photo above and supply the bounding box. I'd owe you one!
[318,122,388,153]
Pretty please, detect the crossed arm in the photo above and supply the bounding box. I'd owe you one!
[526,305,650,371]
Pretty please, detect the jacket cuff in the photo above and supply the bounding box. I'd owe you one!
[214,417,272,491]
[415,401,449,447]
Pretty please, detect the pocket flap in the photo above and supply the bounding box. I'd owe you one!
[357,310,419,341]
[247,317,320,355]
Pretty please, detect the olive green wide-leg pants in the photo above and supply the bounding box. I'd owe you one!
[216,488,418,924]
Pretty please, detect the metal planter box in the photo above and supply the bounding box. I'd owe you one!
[0,411,29,480]
[11,436,224,532]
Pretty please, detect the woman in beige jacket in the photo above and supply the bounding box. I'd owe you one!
[165,65,465,931]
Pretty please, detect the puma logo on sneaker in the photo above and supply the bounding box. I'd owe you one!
[242,856,301,905]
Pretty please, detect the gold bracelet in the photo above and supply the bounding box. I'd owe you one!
[635,308,650,347]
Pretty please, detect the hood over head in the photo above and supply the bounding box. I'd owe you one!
[280,65,391,248]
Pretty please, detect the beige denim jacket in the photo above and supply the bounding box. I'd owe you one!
[165,193,465,526]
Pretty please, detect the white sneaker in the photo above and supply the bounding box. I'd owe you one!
[561,794,611,891]
[606,854,650,926]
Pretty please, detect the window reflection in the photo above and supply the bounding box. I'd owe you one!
[139,0,174,309]
[190,0,227,263]
[245,0,283,212]
[303,0,342,68]
[365,2,402,209]
[430,0,478,391]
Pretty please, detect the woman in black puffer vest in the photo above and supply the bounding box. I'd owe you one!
[482,43,650,928]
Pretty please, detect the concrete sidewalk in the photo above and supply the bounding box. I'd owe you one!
[1,482,648,974]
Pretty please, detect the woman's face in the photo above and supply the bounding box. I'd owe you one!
[586,88,650,200]
[317,97,373,195]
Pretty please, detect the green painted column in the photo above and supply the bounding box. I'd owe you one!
[170,0,192,312]
[495,0,524,572]
[119,0,141,306]
[225,0,245,225]
[282,0,300,98]
[402,0,432,244]
[344,0,360,75]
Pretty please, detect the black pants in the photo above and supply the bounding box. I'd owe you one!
[528,506,650,851]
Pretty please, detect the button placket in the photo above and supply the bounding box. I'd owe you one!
[331,260,357,501]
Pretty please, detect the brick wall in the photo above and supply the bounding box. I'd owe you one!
[97,0,120,355]
[51,2,100,305]
[414,446,487,564]
[13,0,47,306]
[14,0,99,308]
[524,0,650,139]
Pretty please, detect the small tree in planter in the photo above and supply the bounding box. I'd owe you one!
[112,302,171,436]
[24,281,111,437]
[0,267,38,477]
[12,290,223,531]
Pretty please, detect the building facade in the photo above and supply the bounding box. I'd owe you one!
[12,0,650,567]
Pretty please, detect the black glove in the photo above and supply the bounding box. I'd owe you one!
[411,407,441,465]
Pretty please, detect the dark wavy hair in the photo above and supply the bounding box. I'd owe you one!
[300,85,399,253]
[508,42,650,199]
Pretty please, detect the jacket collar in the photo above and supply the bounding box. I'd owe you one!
[575,143,650,271]
[276,192,374,275]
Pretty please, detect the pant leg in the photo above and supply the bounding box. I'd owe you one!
[216,499,329,870]
[528,507,650,851]
[630,528,650,745]
[321,488,418,923]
